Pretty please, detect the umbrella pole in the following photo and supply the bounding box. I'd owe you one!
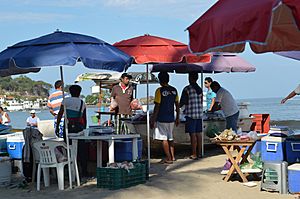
[60,66,73,189]
[146,64,151,169]
[201,72,204,157]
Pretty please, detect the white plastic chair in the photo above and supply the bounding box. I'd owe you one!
[33,141,80,191]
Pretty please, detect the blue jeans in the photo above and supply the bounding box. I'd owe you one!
[225,111,239,132]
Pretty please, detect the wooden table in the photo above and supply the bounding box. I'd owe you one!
[214,140,256,182]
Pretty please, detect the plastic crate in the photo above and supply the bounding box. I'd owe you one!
[96,161,147,190]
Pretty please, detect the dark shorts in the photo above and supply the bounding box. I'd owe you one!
[185,117,203,134]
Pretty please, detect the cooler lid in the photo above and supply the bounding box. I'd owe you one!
[6,132,24,142]
[288,163,300,171]
[270,126,289,131]
[261,136,285,142]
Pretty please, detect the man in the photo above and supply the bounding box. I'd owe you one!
[210,81,239,132]
[55,85,88,176]
[281,84,300,104]
[150,72,179,164]
[26,110,40,127]
[47,80,68,138]
[204,77,216,111]
[180,73,203,160]
[111,73,134,134]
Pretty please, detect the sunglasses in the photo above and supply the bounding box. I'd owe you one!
[204,82,209,84]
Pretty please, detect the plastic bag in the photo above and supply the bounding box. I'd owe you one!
[130,99,142,110]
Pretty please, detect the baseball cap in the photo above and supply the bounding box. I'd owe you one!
[30,110,36,114]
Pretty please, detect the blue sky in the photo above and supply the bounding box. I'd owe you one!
[0,0,299,100]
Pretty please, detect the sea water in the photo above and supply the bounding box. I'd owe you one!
[6,97,300,131]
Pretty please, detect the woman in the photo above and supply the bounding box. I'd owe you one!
[0,107,11,125]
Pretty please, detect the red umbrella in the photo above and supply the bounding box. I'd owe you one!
[114,34,211,63]
[187,0,300,54]
[114,34,210,167]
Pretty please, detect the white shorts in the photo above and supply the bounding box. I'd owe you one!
[153,122,174,141]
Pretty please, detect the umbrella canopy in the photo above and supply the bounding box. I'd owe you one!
[151,53,256,73]
[275,51,300,61]
[0,65,40,77]
[0,30,133,71]
[187,0,300,54]
[114,34,211,64]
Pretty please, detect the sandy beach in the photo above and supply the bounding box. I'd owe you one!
[0,146,296,199]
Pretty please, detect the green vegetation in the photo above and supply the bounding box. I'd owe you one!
[0,75,52,99]
[85,89,110,105]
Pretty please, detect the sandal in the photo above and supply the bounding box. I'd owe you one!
[164,160,173,164]
[189,155,198,160]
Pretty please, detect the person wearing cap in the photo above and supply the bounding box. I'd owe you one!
[111,73,134,134]
[26,110,40,127]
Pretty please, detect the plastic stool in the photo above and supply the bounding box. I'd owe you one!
[260,161,288,194]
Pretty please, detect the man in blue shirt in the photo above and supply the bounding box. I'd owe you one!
[150,72,179,164]
[204,77,216,111]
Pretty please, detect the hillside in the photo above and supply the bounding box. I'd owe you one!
[0,75,52,99]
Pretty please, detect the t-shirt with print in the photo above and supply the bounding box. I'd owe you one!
[111,83,133,115]
[215,87,238,117]
[154,85,179,123]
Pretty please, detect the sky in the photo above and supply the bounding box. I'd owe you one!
[0,0,300,100]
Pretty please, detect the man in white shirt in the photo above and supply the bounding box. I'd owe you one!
[26,110,40,127]
[210,81,239,132]
[281,84,300,104]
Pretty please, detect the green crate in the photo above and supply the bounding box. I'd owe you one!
[97,161,147,190]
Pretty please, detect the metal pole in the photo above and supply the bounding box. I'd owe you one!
[60,66,73,189]
[201,72,204,157]
[146,64,151,169]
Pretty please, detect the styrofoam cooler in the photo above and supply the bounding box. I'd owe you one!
[261,136,286,162]
[288,163,300,193]
[286,139,300,163]
[115,138,142,162]
[6,132,24,159]
[0,157,11,187]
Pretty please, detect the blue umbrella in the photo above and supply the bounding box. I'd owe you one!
[0,30,133,189]
[0,30,133,71]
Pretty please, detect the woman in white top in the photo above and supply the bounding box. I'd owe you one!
[0,107,11,125]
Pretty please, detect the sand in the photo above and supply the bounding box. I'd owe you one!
[0,147,296,199]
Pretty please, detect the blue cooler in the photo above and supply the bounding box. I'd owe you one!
[261,136,285,162]
[288,164,300,193]
[286,138,300,163]
[6,133,24,159]
[115,138,142,162]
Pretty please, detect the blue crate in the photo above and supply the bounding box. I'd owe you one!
[6,134,24,159]
[288,164,300,193]
[286,140,300,163]
[261,136,285,162]
[115,138,142,162]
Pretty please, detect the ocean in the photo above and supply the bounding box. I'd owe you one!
[6,97,300,131]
